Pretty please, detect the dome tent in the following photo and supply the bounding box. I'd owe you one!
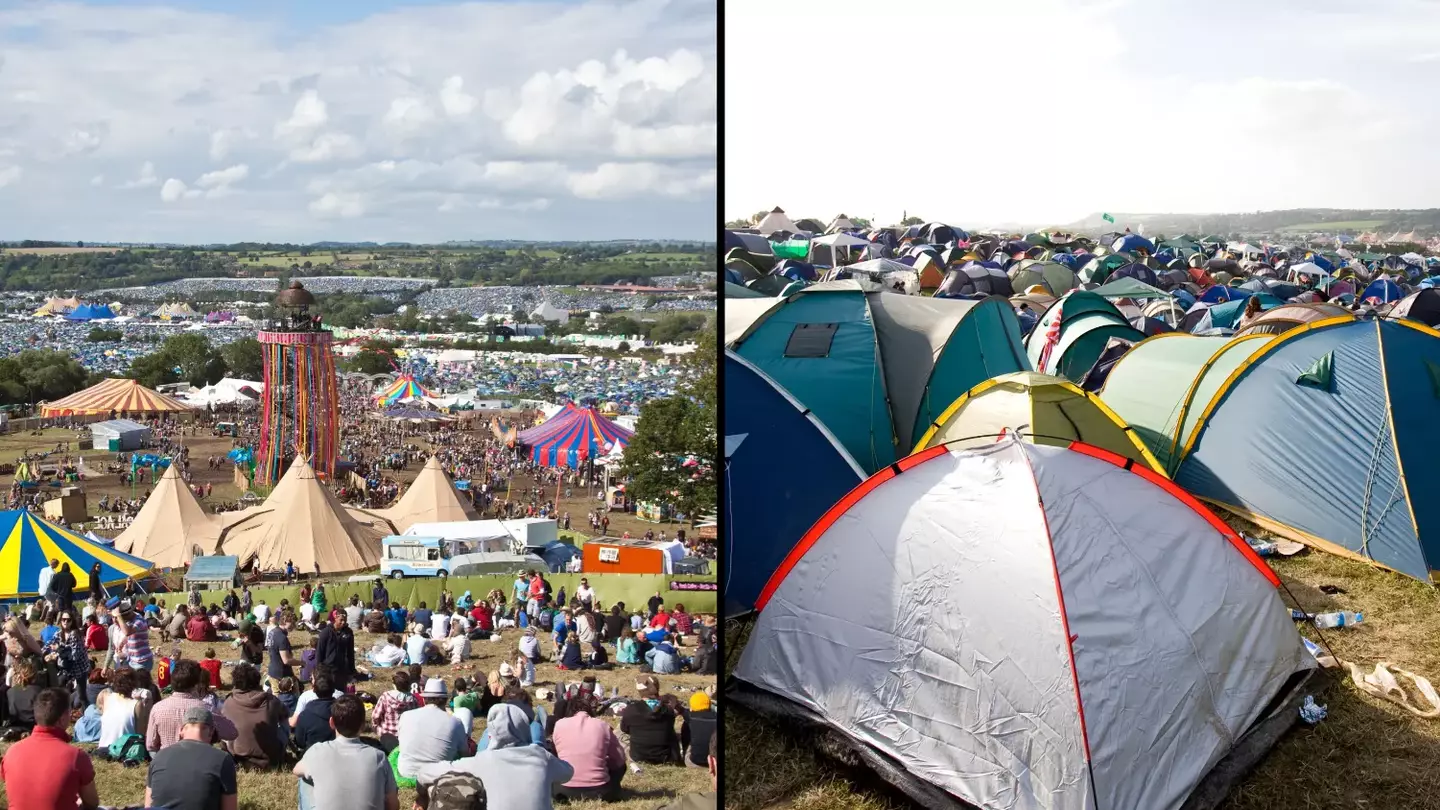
[726,280,1030,474]
[733,436,1315,810]
[912,371,1162,472]
[723,350,865,617]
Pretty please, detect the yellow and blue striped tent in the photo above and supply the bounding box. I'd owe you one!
[0,511,152,600]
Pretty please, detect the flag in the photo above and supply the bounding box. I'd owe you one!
[1037,301,1064,372]
[1102,213,1115,223]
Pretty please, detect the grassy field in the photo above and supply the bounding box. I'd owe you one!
[601,253,699,263]
[0,624,713,810]
[1276,220,1388,232]
[724,510,1440,810]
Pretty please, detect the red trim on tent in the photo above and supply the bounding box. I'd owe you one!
[1065,441,1281,587]
[1019,446,1095,770]
[754,444,951,613]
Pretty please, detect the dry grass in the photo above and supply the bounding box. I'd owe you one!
[0,626,714,809]
[724,511,1440,810]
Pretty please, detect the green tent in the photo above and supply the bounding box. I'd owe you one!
[772,240,810,261]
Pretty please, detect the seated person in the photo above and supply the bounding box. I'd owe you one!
[367,634,407,668]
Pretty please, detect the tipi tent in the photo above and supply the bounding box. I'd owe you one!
[912,371,1162,472]
[0,511,153,599]
[112,464,238,569]
[723,350,865,617]
[40,378,193,417]
[219,456,392,574]
[734,437,1314,810]
[379,456,480,533]
[530,301,570,324]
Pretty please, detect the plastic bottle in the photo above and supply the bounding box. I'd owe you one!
[1250,541,1278,557]
[1313,611,1364,629]
[1289,608,1311,621]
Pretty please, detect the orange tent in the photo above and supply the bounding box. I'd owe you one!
[40,378,193,417]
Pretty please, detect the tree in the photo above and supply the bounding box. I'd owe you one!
[619,397,715,528]
[750,211,769,225]
[161,333,227,387]
[220,338,264,380]
[535,382,557,402]
[127,351,182,389]
[617,341,631,353]
[86,327,123,342]
[900,215,924,226]
[346,342,396,375]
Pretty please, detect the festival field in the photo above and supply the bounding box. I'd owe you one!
[0,625,713,810]
[0,426,668,541]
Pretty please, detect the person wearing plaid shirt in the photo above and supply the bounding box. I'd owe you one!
[146,660,239,753]
[371,670,417,753]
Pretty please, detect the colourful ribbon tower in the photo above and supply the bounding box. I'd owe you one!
[256,281,339,486]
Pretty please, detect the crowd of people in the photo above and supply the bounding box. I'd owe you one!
[0,559,718,810]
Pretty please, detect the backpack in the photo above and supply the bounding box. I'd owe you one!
[107,733,148,767]
[427,771,487,810]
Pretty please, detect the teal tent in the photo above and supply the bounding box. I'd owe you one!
[725,281,1030,473]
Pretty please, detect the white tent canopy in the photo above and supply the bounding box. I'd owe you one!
[736,437,1312,810]
[755,207,805,237]
[808,232,871,267]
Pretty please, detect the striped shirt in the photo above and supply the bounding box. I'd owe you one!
[125,619,153,666]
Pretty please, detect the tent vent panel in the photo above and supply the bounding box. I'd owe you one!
[784,323,839,358]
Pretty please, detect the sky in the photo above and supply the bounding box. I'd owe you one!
[0,0,716,243]
[726,0,1440,230]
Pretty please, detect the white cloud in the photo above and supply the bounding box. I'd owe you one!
[568,162,713,200]
[275,90,328,140]
[90,174,104,186]
[439,76,477,116]
[121,161,158,189]
[309,191,365,218]
[0,166,22,188]
[159,178,188,202]
[0,0,715,241]
[289,132,362,164]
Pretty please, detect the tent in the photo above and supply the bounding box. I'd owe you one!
[219,455,393,575]
[1390,288,1440,327]
[1233,303,1353,337]
[89,419,151,451]
[34,297,80,317]
[65,304,117,321]
[40,378,193,417]
[1088,276,1171,300]
[375,375,434,406]
[726,281,1030,474]
[733,437,1313,810]
[112,464,241,570]
[515,404,633,468]
[378,455,480,534]
[0,510,153,599]
[1173,318,1440,583]
[1025,291,1146,384]
[1007,260,1079,297]
[754,207,805,237]
[912,371,1162,471]
[808,232,870,267]
[723,351,865,617]
[1098,334,1275,475]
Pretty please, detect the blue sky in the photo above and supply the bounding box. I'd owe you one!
[0,0,716,243]
[725,0,1440,229]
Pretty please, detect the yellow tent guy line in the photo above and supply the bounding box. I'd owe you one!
[1374,321,1422,541]
[1165,334,1275,475]
[1177,316,1358,461]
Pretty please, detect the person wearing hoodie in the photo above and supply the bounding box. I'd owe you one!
[221,662,289,770]
[417,703,573,810]
[679,691,717,769]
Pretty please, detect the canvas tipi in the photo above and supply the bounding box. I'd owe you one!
[379,456,479,533]
[734,436,1314,810]
[219,456,393,574]
[754,206,804,236]
[112,464,231,569]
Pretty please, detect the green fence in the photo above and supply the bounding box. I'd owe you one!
[241,572,717,615]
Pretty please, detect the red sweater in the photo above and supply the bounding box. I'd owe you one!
[198,658,222,687]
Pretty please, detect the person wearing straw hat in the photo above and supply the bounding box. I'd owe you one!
[396,678,468,781]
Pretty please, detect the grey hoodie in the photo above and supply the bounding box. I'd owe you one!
[417,704,574,810]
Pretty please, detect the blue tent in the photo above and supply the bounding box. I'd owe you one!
[726,281,1030,473]
[1199,286,1252,304]
[724,351,865,616]
[65,304,117,321]
[1174,319,1440,583]
[1361,278,1404,304]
